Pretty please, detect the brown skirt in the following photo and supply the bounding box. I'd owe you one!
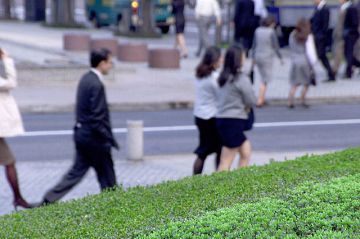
[0,138,15,166]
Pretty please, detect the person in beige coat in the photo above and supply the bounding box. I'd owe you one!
[0,48,33,210]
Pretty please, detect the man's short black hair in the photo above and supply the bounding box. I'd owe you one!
[90,48,111,68]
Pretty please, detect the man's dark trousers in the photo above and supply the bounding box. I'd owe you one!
[315,37,334,80]
[311,4,335,81]
[343,5,360,78]
[344,34,360,78]
[43,141,116,203]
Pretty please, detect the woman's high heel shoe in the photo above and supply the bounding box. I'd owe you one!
[13,198,35,211]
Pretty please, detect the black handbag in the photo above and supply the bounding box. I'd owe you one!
[310,71,316,86]
[249,68,254,85]
[244,108,255,131]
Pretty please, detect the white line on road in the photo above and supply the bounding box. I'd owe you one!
[21,119,360,137]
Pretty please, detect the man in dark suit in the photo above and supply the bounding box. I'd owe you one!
[233,0,258,54]
[311,0,336,82]
[41,48,119,204]
[341,0,360,78]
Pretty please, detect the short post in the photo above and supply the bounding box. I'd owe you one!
[126,120,144,161]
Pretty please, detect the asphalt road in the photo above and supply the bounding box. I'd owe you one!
[6,103,360,162]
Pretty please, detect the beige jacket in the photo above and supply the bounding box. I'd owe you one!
[0,57,24,137]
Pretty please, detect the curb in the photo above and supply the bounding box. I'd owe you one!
[18,96,360,113]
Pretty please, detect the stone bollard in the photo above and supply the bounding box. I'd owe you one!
[126,120,144,161]
[148,49,180,69]
[90,38,119,55]
[117,43,148,62]
[63,34,91,51]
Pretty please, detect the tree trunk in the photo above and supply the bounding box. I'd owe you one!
[52,0,75,25]
[140,0,157,35]
[2,0,12,19]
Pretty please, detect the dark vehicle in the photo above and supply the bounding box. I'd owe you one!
[86,0,173,34]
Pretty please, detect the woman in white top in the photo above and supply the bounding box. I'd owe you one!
[193,46,223,175]
[0,48,34,210]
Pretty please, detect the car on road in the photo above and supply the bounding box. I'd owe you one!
[86,0,173,34]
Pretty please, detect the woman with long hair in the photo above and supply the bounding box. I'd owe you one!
[193,46,223,175]
[288,18,313,108]
[0,48,33,210]
[172,0,188,58]
[216,46,257,171]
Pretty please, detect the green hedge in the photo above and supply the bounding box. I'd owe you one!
[141,174,360,239]
[0,148,359,238]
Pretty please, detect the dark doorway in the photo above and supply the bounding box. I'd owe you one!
[25,0,46,21]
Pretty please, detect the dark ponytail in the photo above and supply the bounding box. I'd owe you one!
[196,46,221,79]
[218,46,243,87]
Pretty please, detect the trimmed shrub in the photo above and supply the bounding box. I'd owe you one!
[0,148,359,238]
[140,174,360,238]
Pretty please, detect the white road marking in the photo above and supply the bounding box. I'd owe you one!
[21,119,360,137]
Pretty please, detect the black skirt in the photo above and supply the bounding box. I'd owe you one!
[175,14,185,34]
[194,117,222,159]
[216,118,247,148]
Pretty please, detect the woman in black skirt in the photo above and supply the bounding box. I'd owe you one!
[216,46,257,171]
[172,0,188,58]
[193,46,223,175]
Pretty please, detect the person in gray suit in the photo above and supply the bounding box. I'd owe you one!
[252,16,283,107]
[40,49,119,205]
[195,0,222,57]
[288,19,313,108]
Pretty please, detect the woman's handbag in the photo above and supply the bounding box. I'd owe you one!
[310,71,316,86]
[244,108,255,131]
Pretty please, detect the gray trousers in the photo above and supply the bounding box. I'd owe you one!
[332,38,344,73]
[43,143,116,203]
[196,16,213,56]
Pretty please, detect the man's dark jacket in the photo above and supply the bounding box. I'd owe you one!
[234,0,257,31]
[311,4,330,39]
[343,4,359,38]
[74,71,118,149]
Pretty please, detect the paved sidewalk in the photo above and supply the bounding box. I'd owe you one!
[0,150,335,216]
[1,22,359,112]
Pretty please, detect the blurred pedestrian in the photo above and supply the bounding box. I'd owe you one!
[0,48,34,210]
[233,0,258,55]
[193,47,223,175]
[172,0,188,58]
[252,16,283,107]
[311,0,336,82]
[355,0,360,67]
[216,46,257,171]
[195,0,221,57]
[341,0,360,79]
[253,0,268,23]
[332,0,347,76]
[41,49,119,205]
[288,19,314,108]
